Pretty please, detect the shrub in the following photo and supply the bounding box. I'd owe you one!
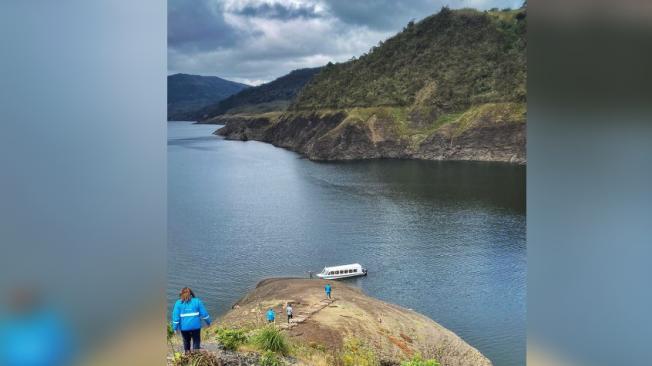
[259,350,285,366]
[401,354,441,366]
[215,328,248,351]
[340,338,379,366]
[174,351,219,366]
[167,324,175,341]
[254,326,289,355]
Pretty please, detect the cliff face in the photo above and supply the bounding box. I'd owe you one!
[213,103,525,164]
[218,278,492,366]
[209,8,526,164]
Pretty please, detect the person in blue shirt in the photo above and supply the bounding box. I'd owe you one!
[266,308,275,324]
[0,288,74,366]
[325,283,332,299]
[171,287,211,353]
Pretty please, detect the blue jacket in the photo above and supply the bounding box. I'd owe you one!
[325,284,332,293]
[171,298,211,331]
[0,309,73,366]
[266,309,275,321]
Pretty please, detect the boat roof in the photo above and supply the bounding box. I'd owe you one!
[323,263,362,271]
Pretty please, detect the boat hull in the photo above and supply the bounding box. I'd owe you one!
[316,272,367,280]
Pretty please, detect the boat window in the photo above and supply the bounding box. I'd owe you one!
[348,269,352,273]
[328,271,333,275]
[353,269,357,272]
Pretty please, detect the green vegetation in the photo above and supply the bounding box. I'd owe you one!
[167,323,175,341]
[168,324,454,366]
[452,102,525,135]
[200,67,322,119]
[291,7,526,116]
[339,338,379,366]
[167,73,249,121]
[259,350,285,366]
[215,327,248,351]
[401,354,441,366]
[253,326,290,355]
[174,352,220,366]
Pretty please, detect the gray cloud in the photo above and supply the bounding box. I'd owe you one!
[234,3,322,20]
[168,0,246,52]
[323,0,436,30]
[168,0,520,84]
[323,0,525,30]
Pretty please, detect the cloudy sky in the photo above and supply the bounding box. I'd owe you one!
[168,0,520,85]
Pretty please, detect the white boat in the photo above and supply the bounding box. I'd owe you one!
[316,263,367,280]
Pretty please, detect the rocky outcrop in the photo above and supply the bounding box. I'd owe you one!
[219,278,492,366]
[413,117,526,164]
[212,106,525,164]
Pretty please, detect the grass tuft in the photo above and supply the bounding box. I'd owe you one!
[253,326,290,356]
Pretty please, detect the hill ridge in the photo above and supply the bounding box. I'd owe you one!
[213,7,527,164]
[167,73,250,121]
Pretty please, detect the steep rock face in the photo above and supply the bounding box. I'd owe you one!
[214,107,525,163]
[414,118,526,163]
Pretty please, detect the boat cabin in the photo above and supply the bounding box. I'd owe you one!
[316,263,367,280]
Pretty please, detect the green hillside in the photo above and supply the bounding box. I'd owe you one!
[215,7,527,163]
[291,7,525,114]
[167,74,249,121]
[199,67,321,119]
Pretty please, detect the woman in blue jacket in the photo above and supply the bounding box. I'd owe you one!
[171,287,211,353]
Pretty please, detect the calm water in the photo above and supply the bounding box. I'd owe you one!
[168,122,526,366]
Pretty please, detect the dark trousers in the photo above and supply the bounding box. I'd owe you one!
[181,329,201,352]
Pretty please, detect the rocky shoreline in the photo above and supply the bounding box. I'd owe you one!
[208,108,526,164]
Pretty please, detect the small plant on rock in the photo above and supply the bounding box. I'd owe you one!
[400,354,441,366]
[215,327,248,351]
[259,350,285,366]
[174,351,219,366]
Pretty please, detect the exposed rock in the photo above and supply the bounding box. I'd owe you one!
[218,278,492,366]
[213,108,525,164]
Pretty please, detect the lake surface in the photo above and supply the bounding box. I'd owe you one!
[168,122,526,366]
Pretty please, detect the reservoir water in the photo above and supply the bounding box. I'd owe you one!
[168,122,525,366]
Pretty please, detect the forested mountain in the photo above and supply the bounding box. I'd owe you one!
[167,74,249,121]
[198,67,321,119]
[214,7,527,164]
[292,7,525,112]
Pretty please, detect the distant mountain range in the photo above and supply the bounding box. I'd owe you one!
[167,74,249,121]
[196,67,322,119]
